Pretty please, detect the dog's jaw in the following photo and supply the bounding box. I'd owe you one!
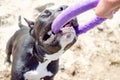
[60,27,76,49]
[44,27,76,61]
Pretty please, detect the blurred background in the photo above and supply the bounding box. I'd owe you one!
[0,0,120,80]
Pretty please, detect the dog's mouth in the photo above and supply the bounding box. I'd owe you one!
[42,18,78,41]
[63,18,78,29]
[61,18,79,33]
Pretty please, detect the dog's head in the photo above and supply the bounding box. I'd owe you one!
[27,5,79,54]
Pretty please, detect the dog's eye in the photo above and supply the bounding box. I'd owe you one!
[58,7,64,11]
[44,10,50,14]
[41,10,52,18]
[57,5,68,11]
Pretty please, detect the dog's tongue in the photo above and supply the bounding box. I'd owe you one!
[65,23,71,27]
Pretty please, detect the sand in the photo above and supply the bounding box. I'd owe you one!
[0,0,120,80]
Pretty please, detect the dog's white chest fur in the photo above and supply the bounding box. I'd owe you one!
[24,60,53,80]
[24,50,64,80]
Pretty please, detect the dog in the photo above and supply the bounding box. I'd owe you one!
[6,5,79,80]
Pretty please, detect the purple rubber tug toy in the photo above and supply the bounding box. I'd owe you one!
[52,0,106,35]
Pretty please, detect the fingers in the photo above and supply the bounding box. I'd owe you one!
[95,0,120,19]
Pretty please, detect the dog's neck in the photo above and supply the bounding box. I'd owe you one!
[33,43,46,63]
[33,42,65,63]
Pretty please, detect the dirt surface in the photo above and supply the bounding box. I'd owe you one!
[0,0,120,80]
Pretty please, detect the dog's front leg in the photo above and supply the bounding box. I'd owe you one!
[11,63,26,80]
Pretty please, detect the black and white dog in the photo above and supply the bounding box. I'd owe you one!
[6,5,79,80]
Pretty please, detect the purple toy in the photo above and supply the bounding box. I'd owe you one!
[52,0,106,35]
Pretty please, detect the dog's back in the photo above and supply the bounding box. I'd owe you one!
[6,19,35,80]
[6,16,31,63]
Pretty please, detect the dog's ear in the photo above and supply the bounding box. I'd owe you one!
[24,18,34,29]
[18,16,27,28]
[24,18,35,38]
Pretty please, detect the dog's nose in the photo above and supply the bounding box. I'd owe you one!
[57,5,68,11]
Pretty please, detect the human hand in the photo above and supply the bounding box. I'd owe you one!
[95,0,120,19]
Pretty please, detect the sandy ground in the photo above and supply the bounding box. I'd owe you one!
[0,0,120,80]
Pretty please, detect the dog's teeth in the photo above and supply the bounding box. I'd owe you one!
[48,31,52,35]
